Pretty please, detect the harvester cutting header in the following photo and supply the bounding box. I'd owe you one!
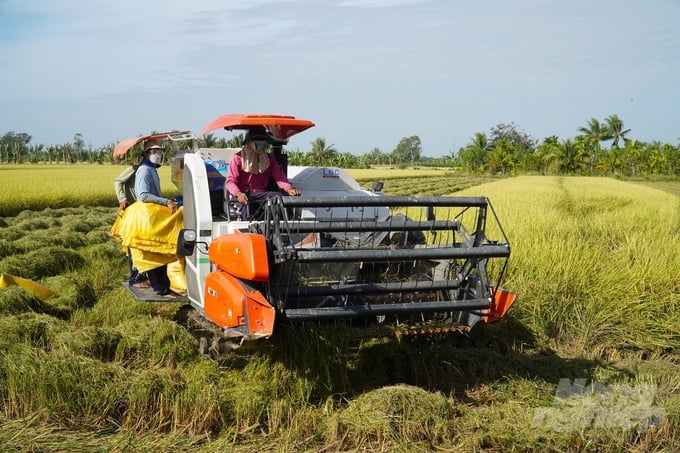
[114,113,516,346]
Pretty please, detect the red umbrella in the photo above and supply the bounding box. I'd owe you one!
[113,130,192,158]
[199,114,314,140]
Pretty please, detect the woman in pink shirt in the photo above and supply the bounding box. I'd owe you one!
[226,126,300,219]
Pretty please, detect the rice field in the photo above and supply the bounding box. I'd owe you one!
[0,164,679,452]
[0,164,494,216]
[0,164,181,217]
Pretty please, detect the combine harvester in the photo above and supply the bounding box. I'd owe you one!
[114,114,515,351]
[173,114,516,348]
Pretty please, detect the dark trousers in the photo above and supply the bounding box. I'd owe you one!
[147,264,170,295]
[127,249,147,285]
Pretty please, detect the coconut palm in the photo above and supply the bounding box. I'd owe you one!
[225,134,244,148]
[577,118,608,143]
[596,146,624,174]
[553,139,588,174]
[309,137,337,166]
[534,135,559,174]
[486,140,515,174]
[604,114,631,148]
[460,132,489,172]
[621,140,644,176]
[201,133,217,148]
[578,118,612,172]
[646,141,666,175]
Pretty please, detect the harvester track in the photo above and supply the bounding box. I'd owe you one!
[173,303,470,359]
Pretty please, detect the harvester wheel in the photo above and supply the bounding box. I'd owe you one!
[198,336,209,356]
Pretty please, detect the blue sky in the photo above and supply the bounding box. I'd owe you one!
[1,0,678,157]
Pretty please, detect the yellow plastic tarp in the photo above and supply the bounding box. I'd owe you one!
[111,202,184,274]
[0,273,55,301]
[168,257,187,292]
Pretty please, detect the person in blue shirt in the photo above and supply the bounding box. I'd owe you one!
[134,141,179,298]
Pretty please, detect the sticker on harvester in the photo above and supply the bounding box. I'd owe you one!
[322,168,340,178]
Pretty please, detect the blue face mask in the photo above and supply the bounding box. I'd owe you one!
[253,140,268,152]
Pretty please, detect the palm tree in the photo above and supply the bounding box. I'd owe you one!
[596,146,624,175]
[534,135,559,174]
[553,139,587,174]
[225,134,243,148]
[201,133,217,148]
[604,114,631,148]
[577,117,609,144]
[621,140,643,176]
[309,137,337,166]
[577,118,612,173]
[486,140,514,174]
[460,132,489,172]
[646,141,666,175]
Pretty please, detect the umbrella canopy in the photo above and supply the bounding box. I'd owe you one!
[113,130,193,158]
[199,114,314,140]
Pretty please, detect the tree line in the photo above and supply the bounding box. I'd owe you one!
[2,114,679,177]
[457,115,680,177]
[0,132,115,165]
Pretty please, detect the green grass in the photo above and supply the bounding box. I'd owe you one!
[0,166,678,451]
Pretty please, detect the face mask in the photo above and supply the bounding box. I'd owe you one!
[149,153,162,165]
[253,140,268,152]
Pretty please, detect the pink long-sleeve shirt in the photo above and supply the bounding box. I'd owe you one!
[226,152,293,196]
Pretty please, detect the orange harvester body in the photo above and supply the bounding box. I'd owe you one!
[204,234,274,336]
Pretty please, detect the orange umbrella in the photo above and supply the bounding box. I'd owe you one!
[113,130,192,158]
[199,114,314,140]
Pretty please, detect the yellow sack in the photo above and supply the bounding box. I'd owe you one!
[129,248,177,274]
[111,202,184,272]
[111,203,184,253]
[168,257,187,292]
[0,273,55,301]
